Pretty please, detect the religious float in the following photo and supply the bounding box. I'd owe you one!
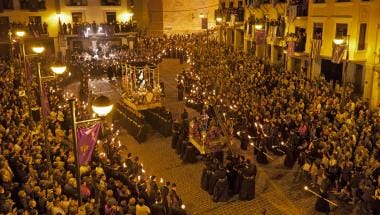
[189,108,229,154]
[114,61,172,143]
[120,62,162,110]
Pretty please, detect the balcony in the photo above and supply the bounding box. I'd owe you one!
[19,0,46,11]
[290,1,308,17]
[100,0,121,6]
[66,0,88,6]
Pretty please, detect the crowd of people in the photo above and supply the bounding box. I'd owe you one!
[0,52,186,214]
[174,34,380,213]
[59,20,137,37]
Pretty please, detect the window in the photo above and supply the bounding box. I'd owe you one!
[29,16,42,25]
[66,0,88,6]
[336,0,351,2]
[238,1,243,7]
[2,0,14,9]
[72,12,84,23]
[229,2,234,8]
[313,23,323,39]
[358,23,366,50]
[101,0,121,6]
[314,0,326,3]
[335,23,348,37]
[106,12,116,24]
[20,0,46,10]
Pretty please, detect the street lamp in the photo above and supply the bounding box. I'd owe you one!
[69,95,113,206]
[32,46,67,175]
[16,30,26,37]
[254,24,263,30]
[333,35,350,107]
[15,30,32,114]
[32,46,45,54]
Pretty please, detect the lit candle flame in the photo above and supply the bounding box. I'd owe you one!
[181,204,186,209]
[160,178,164,183]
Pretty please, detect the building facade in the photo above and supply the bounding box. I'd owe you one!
[217,0,379,109]
[0,0,140,57]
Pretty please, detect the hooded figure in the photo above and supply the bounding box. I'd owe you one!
[239,161,257,200]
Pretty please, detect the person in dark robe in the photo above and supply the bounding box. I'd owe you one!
[160,181,170,214]
[255,141,268,164]
[239,129,249,150]
[172,120,181,149]
[284,130,298,168]
[148,176,159,206]
[177,82,184,101]
[239,160,257,200]
[232,156,245,195]
[207,159,220,195]
[201,157,211,190]
[315,188,330,214]
[212,165,229,202]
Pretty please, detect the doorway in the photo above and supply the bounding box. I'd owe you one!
[321,59,343,84]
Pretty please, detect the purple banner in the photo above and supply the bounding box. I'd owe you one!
[42,84,50,116]
[255,29,265,45]
[77,123,101,165]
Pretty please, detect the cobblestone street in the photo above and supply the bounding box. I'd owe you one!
[101,59,355,215]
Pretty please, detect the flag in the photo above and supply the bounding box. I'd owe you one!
[267,26,277,42]
[42,84,50,117]
[77,123,101,165]
[310,39,322,61]
[255,29,265,45]
[288,5,297,23]
[331,45,346,64]
[287,41,295,57]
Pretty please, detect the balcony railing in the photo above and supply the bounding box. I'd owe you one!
[20,0,46,11]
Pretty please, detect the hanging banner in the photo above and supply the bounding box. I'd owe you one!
[331,45,346,64]
[255,29,265,45]
[77,123,101,165]
[287,41,295,57]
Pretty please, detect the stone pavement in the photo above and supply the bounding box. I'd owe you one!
[98,59,357,215]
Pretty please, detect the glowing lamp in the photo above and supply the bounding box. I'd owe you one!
[199,13,205,19]
[92,95,113,116]
[32,46,45,54]
[333,38,345,45]
[16,31,26,37]
[254,24,263,30]
[216,17,222,22]
[51,63,66,75]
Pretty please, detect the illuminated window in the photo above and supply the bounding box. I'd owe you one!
[72,12,84,23]
[106,12,116,24]
[20,0,45,10]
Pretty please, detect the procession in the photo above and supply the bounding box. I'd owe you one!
[1,0,380,214]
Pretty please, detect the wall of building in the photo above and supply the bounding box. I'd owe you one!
[160,0,219,34]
